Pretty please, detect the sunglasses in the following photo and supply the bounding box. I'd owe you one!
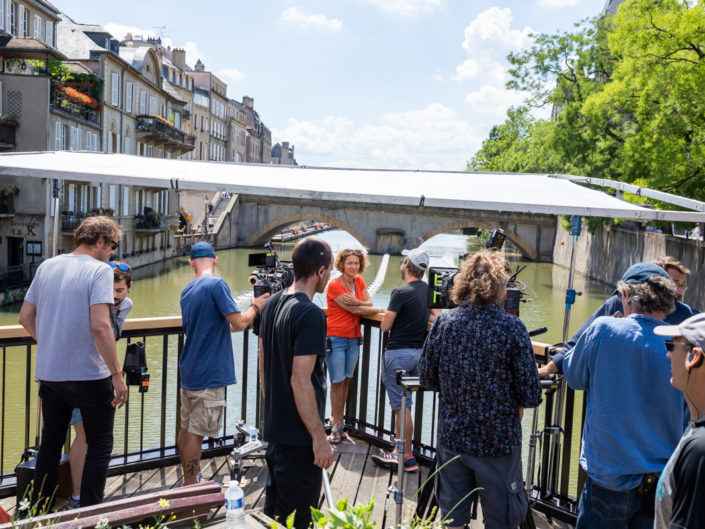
[344,249,363,255]
[109,262,130,271]
[108,239,119,251]
[665,341,694,354]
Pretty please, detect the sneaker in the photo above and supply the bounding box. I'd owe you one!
[67,497,80,510]
[370,451,418,472]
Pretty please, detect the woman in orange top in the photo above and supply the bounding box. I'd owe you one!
[326,249,384,444]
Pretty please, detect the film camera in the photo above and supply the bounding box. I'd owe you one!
[123,341,150,393]
[248,244,294,298]
[427,229,530,315]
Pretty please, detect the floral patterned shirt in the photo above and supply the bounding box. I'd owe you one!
[419,301,541,457]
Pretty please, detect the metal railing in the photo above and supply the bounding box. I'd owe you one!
[0,121,17,148]
[136,115,190,147]
[0,262,41,290]
[0,316,584,524]
[49,86,100,126]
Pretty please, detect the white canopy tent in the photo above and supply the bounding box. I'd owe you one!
[1,151,704,222]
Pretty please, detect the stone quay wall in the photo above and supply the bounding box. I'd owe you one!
[553,219,704,311]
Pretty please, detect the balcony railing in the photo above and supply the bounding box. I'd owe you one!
[0,261,42,290]
[50,86,100,126]
[136,115,195,152]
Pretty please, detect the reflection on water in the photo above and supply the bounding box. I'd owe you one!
[0,230,612,494]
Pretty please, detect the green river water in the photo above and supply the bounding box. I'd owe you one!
[0,230,613,496]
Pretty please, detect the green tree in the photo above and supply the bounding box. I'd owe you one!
[470,0,705,204]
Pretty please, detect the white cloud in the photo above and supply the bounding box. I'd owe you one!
[461,7,533,52]
[181,41,207,70]
[432,72,444,82]
[273,104,481,170]
[538,0,580,7]
[217,68,246,84]
[453,58,479,81]
[464,85,527,114]
[280,7,343,31]
[362,0,441,16]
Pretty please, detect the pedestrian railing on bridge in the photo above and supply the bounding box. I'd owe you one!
[0,316,583,524]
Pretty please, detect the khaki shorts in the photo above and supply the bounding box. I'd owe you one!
[180,386,226,437]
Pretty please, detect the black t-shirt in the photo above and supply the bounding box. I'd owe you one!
[669,422,705,529]
[259,290,327,446]
[386,280,431,350]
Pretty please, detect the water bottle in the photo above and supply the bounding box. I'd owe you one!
[224,477,246,528]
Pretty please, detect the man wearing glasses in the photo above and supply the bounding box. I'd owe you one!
[563,271,687,529]
[654,313,705,529]
[19,216,128,508]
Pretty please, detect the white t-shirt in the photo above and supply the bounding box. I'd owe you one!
[25,254,114,381]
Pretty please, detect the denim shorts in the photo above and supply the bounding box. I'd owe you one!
[382,348,421,410]
[326,336,360,383]
[70,408,82,425]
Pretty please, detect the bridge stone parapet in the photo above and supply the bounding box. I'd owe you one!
[216,195,557,261]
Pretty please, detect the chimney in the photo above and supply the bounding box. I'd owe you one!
[282,141,289,150]
[195,59,205,72]
[242,96,254,109]
[126,33,133,41]
[172,48,186,70]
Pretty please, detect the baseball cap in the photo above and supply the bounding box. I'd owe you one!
[654,313,705,350]
[401,248,429,269]
[612,262,669,294]
[190,241,216,259]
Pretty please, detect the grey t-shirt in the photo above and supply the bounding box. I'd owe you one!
[110,297,133,339]
[25,254,114,381]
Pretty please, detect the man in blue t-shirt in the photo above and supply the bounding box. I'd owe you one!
[178,242,267,485]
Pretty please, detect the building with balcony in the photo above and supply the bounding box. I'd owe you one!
[226,98,246,162]
[191,61,227,161]
[242,96,270,164]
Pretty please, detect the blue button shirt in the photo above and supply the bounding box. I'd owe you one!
[564,314,687,490]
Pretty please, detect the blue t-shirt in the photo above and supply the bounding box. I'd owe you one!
[180,274,239,390]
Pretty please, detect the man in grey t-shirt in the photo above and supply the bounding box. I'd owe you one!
[19,216,128,509]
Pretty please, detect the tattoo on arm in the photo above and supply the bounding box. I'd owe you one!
[186,458,200,479]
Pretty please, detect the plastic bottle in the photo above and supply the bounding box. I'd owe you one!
[224,477,246,528]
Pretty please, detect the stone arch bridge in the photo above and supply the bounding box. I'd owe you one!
[218,195,557,261]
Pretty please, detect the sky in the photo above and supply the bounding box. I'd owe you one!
[54,0,605,170]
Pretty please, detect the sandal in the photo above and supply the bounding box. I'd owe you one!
[328,426,346,444]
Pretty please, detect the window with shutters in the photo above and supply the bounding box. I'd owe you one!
[140,91,147,114]
[33,14,40,38]
[126,82,133,113]
[174,112,180,129]
[122,186,129,216]
[45,20,52,46]
[10,3,16,35]
[0,1,4,31]
[147,145,153,157]
[16,4,23,36]
[125,136,131,155]
[111,73,119,106]
[149,96,156,115]
[55,122,62,150]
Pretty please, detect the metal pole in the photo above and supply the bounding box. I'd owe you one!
[395,381,407,528]
[322,469,334,511]
[51,179,62,257]
[547,216,582,497]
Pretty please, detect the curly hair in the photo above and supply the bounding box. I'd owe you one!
[335,249,368,275]
[617,275,676,315]
[451,251,509,305]
[74,216,123,247]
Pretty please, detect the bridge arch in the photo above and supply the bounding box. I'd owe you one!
[418,220,538,261]
[247,213,373,249]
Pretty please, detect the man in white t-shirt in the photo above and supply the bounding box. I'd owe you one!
[18,216,128,509]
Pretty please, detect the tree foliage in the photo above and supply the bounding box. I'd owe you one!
[469,0,705,205]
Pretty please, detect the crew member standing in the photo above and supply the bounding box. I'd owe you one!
[178,242,266,485]
[371,248,440,472]
[259,238,334,529]
[18,216,128,508]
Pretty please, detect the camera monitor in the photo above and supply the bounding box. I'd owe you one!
[248,252,277,267]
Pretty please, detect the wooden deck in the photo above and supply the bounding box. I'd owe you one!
[0,436,568,528]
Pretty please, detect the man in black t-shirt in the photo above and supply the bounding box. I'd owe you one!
[371,248,441,472]
[654,313,705,529]
[258,238,334,529]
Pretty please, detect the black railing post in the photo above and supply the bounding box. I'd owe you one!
[160,335,168,456]
[357,323,372,427]
[241,330,249,422]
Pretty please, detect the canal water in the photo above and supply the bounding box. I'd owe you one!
[0,230,613,496]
